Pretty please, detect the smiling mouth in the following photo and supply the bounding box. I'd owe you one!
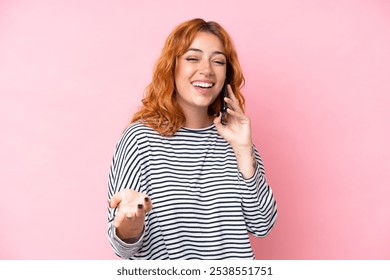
[191,81,214,89]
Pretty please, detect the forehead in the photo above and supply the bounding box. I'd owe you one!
[187,31,224,52]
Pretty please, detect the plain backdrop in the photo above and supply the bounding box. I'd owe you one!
[1,0,389,259]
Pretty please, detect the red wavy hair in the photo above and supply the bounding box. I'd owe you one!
[131,18,245,136]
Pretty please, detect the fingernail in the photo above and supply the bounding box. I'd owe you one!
[144,197,149,202]
[138,204,143,210]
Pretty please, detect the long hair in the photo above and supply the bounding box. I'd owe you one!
[131,18,245,136]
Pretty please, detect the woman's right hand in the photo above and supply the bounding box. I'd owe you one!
[109,189,153,243]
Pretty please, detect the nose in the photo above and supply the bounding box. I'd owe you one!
[199,59,214,77]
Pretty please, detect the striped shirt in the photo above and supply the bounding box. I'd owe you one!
[108,121,277,259]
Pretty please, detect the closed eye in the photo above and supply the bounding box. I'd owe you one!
[213,60,226,65]
[186,57,199,62]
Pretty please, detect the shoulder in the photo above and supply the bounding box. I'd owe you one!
[120,121,166,145]
[115,122,154,148]
[113,122,158,159]
[122,121,155,138]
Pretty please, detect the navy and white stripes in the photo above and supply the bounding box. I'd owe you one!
[108,122,277,259]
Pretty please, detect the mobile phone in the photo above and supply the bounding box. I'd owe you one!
[221,80,228,125]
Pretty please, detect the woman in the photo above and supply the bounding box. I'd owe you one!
[108,18,277,259]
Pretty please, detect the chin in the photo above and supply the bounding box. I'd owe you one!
[194,98,215,108]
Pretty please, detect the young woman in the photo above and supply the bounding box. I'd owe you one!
[108,18,277,259]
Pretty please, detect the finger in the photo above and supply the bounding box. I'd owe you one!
[223,97,243,114]
[109,192,122,208]
[113,209,126,228]
[226,85,243,114]
[227,84,238,102]
[136,203,146,219]
[226,107,241,118]
[227,107,247,119]
[213,112,224,130]
[226,107,250,124]
[124,207,137,220]
[143,196,153,213]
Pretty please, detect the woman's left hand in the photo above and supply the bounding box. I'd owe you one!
[214,84,253,150]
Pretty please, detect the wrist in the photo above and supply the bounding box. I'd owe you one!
[116,227,144,244]
[231,143,253,155]
[233,144,257,179]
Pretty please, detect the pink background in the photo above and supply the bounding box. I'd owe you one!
[1,0,389,259]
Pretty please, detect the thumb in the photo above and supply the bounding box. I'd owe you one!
[109,192,122,208]
[214,112,229,137]
[214,112,223,130]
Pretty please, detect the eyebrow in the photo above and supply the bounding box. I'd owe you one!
[186,48,226,57]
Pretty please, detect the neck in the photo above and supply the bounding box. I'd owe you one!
[182,109,214,129]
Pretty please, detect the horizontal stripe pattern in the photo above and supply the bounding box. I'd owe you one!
[108,122,277,259]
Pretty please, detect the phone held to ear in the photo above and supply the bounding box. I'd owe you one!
[221,80,228,125]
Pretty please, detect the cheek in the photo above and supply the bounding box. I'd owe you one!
[218,66,227,79]
[174,69,190,96]
[175,60,195,78]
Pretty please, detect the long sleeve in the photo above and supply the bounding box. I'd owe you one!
[238,145,277,237]
[107,127,144,259]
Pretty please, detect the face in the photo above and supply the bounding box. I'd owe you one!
[174,31,227,116]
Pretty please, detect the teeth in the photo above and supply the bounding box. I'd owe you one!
[192,82,213,88]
